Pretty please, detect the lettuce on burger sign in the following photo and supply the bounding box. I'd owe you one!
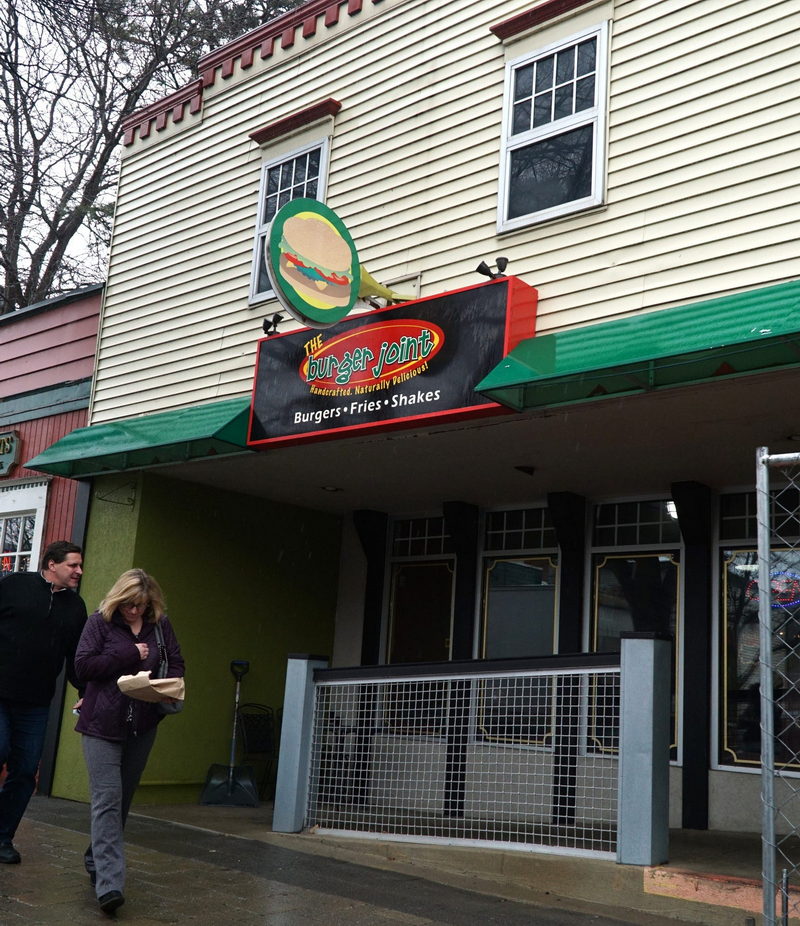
[266,198,361,328]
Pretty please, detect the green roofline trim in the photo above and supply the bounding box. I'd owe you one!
[476,280,800,411]
[25,397,252,478]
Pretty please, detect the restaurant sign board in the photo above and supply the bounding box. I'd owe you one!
[248,276,537,448]
[0,431,20,476]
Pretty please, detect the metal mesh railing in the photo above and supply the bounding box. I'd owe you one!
[306,661,620,857]
[757,448,800,924]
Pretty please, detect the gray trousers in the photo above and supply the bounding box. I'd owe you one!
[82,728,157,897]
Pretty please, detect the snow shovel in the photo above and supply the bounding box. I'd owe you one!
[199,660,260,806]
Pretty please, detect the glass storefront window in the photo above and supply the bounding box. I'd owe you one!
[721,548,800,768]
[476,675,555,747]
[591,552,680,755]
[482,556,558,658]
[592,553,679,649]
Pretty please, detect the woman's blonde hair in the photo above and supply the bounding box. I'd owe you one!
[98,568,166,623]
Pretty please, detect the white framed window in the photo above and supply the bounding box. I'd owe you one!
[498,22,609,232]
[0,478,48,575]
[249,139,331,304]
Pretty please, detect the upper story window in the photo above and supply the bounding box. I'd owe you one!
[250,139,330,304]
[498,22,609,232]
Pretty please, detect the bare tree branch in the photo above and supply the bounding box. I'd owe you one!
[0,0,299,313]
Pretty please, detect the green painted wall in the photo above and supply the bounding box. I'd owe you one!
[52,474,143,802]
[52,472,340,804]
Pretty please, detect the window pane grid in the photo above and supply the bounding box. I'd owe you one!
[720,491,800,542]
[592,500,680,546]
[511,37,597,138]
[263,147,322,224]
[485,507,556,552]
[0,513,35,575]
[253,145,324,298]
[392,517,453,557]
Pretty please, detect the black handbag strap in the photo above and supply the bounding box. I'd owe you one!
[154,621,168,679]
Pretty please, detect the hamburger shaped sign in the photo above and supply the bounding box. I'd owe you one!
[266,198,360,328]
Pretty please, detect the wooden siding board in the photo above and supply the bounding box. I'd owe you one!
[611,0,789,60]
[609,102,799,174]
[1,333,98,376]
[612,20,794,99]
[609,64,800,145]
[2,360,97,400]
[1,297,99,400]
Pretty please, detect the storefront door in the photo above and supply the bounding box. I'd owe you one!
[387,561,454,663]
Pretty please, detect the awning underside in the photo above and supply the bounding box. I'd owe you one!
[25,397,252,478]
[477,280,800,411]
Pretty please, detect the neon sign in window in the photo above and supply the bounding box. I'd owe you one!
[745,572,800,609]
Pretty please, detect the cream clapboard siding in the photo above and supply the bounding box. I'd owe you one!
[91,0,800,423]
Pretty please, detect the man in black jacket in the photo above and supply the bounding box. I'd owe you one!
[0,540,87,864]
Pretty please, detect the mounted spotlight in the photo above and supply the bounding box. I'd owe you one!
[475,257,509,280]
[262,313,284,336]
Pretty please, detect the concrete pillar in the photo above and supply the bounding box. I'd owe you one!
[617,632,671,865]
[272,654,329,833]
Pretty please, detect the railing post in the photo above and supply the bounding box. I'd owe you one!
[272,654,329,833]
[617,632,671,865]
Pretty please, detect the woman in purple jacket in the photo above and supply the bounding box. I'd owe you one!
[74,569,184,916]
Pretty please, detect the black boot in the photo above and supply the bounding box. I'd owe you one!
[84,844,96,884]
[98,891,124,915]
[0,843,21,864]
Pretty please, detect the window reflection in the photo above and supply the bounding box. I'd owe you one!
[482,557,557,659]
[592,553,679,755]
[722,549,800,768]
[0,514,35,575]
[508,125,593,218]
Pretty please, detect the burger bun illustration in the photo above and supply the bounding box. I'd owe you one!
[278,213,355,309]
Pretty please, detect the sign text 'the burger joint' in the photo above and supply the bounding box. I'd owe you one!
[300,320,445,390]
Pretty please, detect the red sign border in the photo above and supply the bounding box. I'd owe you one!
[247,276,537,449]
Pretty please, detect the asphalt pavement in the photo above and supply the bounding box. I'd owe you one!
[0,796,686,925]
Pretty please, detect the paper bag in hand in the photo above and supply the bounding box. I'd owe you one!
[117,671,185,703]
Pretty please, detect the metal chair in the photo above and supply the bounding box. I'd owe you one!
[236,703,277,799]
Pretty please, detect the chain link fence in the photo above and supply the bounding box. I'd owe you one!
[756,447,800,924]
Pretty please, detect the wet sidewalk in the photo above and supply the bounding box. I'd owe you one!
[0,795,771,925]
[130,799,772,925]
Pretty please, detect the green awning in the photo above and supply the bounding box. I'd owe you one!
[477,280,800,411]
[25,397,252,478]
